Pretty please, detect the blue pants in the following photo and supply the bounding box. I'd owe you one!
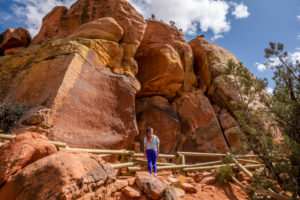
[146,149,158,174]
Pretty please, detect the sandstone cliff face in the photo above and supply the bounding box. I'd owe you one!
[136,20,196,99]
[31,0,146,75]
[172,90,228,159]
[189,37,242,113]
[1,38,139,149]
[0,0,252,157]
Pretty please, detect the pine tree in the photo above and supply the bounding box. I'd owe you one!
[221,42,300,198]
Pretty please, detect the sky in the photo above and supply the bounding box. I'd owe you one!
[0,0,299,93]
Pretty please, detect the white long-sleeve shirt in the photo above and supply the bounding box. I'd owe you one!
[144,135,160,150]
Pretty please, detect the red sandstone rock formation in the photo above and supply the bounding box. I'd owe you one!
[0,132,57,186]
[0,0,268,158]
[68,17,124,43]
[189,38,211,93]
[0,28,31,55]
[136,96,181,154]
[135,20,197,99]
[31,0,146,75]
[0,151,115,200]
[172,90,228,161]
[0,133,249,200]
[1,39,139,150]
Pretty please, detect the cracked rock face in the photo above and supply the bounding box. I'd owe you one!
[0,151,116,200]
[0,38,139,150]
[0,132,57,187]
[31,0,146,75]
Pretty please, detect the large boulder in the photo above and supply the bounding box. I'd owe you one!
[68,17,124,43]
[31,0,146,75]
[189,37,242,114]
[0,151,116,200]
[172,90,228,162]
[136,174,166,200]
[1,38,139,149]
[0,132,57,186]
[0,28,31,56]
[136,96,181,154]
[135,43,184,99]
[189,37,239,81]
[135,20,197,99]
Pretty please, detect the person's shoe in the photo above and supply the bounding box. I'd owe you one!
[154,173,157,177]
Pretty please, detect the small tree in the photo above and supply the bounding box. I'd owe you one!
[222,45,300,198]
[169,20,177,28]
[0,102,28,133]
[151,14,156,20]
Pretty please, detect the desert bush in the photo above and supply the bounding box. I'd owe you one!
[215,165,234,184]
[0,101,28,133]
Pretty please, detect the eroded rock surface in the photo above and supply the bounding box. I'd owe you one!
[31,0,146,74]
[136,96,181,154]
[0,132,57,187]
[135,20,196,99]
[173,90,228,161]
[0,28,31,56]
[0,151,115,200]
[1,38,139,149]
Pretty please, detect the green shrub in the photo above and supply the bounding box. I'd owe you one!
[215,165,234,184]
[0,101,28,133]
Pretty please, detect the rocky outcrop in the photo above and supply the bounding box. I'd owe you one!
[0,132,57,187]
[0,150,116,200]
[135,43,184,99]
[189,37,211,93]
[0,28,31,56]
[172,90,228,161]
[31,0,146,75]
[190,37,242,114]
[136,96,181,154]
[0,0,268,160]
[189,37,239,81]
[188,37,251,152]
[135,20,196,99]
[1,38,139,149]
[135,90,230,160]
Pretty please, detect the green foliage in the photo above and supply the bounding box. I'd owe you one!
[222,42,300,198]
[0,101,28,133]
[151,14,156,20]
[215,165,234,184]
[169,20,176,28]
[264,42,300,143]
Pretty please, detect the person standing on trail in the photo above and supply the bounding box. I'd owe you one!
[144,127,160,177]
